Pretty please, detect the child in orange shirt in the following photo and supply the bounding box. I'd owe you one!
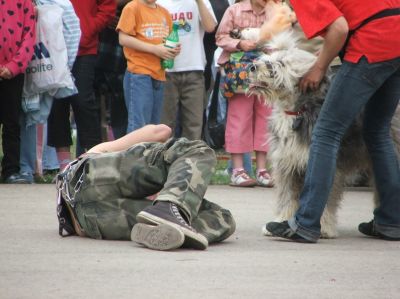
[117,0,180,133]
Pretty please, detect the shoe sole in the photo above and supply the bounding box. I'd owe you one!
[136,212,208,250]
[257,183,274,188]
[229,182,256,187]
[131,223,184,251]
[359,229,400,241]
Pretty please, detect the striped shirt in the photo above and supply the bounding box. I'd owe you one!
[37,0,81,69]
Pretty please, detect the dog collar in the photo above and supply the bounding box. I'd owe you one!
[284,106,306,116]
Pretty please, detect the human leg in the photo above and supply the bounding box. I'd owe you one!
[123,72,158,132]
[191,198,236,244]
[360,62,400,239]
[179,71,206,140]
[161,72,180,133]
[150,77,165,125]
[70,55,102,151]
[19,114,36,183]
[135,139,217,249]
[47,98,73,170]
[225,94,257,186]
[135,138,236,248]
[41,123,60,172]
[254,99,273,187]
[267,58,399,242]
[0,74,24,181]
[109,73,128,139]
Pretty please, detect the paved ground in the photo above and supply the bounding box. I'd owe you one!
[0,185,399,299]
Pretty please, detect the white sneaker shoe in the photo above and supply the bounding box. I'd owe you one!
[230,170,257,187]
[256,170,274,187]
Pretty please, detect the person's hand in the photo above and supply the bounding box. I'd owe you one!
[153,43,181,60]
[259,2,296,42]
[172,43,181,57]
[238,40,258,51]
[299,64,326,93]
[0,67,13,79]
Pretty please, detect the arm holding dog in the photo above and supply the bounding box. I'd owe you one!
[299,16,348,93]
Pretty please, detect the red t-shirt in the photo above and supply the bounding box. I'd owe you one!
[290,0,400,63]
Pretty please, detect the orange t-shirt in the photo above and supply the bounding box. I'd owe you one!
[117,0,172,81]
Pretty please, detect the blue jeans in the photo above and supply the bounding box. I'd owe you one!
[289,56,400,242]
[20,120,36,179]
[20,121,59,178]
[123,71,164,133]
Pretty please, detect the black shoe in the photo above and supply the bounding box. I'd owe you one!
[4,173,33,184]
[358,220,400,241]
[265,221,315,243]
[131,223,185,251]
[136,202,208,250]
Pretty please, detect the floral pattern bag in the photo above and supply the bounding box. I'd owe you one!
[222,51,262,98]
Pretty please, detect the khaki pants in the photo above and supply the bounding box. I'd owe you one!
[161,71,206,140]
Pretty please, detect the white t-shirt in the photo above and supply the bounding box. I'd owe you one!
[157,0,216,72]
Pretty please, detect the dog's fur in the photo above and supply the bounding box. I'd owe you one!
[247,30,400,238]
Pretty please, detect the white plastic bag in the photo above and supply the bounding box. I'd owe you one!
[23,4,74,97]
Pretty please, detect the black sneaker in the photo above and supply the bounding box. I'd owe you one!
[358,220,400,241]
[136,202,209,250]
[4,173,33,184]
[265,221,315,243]
[131,223,185,251]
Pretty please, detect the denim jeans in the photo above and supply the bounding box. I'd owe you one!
[20,121,59,178]
[123,71,164,133]
[20,120,36,179]
[289,56,400,242]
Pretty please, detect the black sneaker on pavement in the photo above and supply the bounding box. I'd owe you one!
[358,220,400,241]
[3,173,33,184]
[265,221,315,243]
[136,201,209,250]
[131,223,184,251]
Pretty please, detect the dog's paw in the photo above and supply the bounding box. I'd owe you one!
[320,228,338,239]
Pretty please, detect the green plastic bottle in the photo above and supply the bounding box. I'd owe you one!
[161,23,179,69]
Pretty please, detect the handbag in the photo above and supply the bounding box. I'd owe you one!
[222,50,262,98]
[23,3,75,97]
[203,72,226,150]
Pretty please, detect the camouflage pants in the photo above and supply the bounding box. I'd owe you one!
[70,138,236,243]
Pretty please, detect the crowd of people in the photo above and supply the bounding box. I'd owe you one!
[1,0,399,249]
[0,0,278,187]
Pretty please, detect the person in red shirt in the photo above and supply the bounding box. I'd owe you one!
[266,0,400,243]
[47,0,117,170]
[0,0,36,183]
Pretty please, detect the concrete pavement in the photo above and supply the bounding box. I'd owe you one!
[0,185,399,299]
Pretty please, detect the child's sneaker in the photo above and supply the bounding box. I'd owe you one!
[256,169,274,187]
[230,169,257,187]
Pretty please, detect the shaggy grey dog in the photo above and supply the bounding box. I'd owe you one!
[247,30,400,238]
